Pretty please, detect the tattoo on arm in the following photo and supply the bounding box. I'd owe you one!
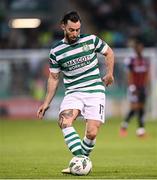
[53,74,59,80]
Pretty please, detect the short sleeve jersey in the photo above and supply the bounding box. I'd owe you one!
[49,34,108,95]
[124,56,149,88]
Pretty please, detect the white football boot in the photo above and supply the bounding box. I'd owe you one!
[61,167,71,174]
[136,128,146,137]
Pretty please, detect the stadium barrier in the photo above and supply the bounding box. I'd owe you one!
[0,49,157,120]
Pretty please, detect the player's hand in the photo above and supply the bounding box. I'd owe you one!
[37,103,49,119]
[102,74,114,87]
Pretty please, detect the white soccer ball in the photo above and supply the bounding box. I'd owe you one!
[69,155,92,176]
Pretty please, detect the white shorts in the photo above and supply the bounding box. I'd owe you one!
[59,92,106,123]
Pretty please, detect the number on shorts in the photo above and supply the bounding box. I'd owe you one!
[99,104,104,115]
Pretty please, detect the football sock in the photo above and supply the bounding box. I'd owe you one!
[137,108,145,128]
[121,110,135,128]
[81,136,96,156]
[62,127,82,156]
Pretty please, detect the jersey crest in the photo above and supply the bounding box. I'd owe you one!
[82,43,90,52]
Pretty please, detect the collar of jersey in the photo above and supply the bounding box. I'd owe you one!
[62,35,80,45]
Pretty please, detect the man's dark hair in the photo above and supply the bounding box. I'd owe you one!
[61,11,81,24]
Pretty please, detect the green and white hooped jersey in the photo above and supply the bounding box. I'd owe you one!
[49,34,108,95]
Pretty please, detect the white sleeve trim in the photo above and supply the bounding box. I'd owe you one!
[49,68,61,73]
[101,44,109,54]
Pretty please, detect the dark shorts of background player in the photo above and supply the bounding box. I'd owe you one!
[129,87,147,104]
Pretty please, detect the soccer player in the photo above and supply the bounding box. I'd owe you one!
[120,40,150,137]
[37,11,114,173]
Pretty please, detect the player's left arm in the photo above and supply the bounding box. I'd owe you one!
[102,46,115,86]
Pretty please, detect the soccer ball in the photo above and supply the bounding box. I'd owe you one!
[69,155,92,176]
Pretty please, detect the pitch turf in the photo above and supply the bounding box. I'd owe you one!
[0,117,157,179]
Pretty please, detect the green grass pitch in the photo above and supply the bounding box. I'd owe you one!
[0,117,157,179]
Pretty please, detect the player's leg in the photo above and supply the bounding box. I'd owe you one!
[136,109,146,136]
[121,104,136,128]
[59,109,82,156]
[59,109,82,174]
[121,86,138,128]
[136,105,146,136]
[136,89,146,136]
[81,120,102,156]
[59,93,84,157]
[137,105,145,127]
[59,93,85,174]
[120,86,138,136]
[120,103,137,136]
[81,94,105,156]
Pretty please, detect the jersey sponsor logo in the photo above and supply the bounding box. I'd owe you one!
[68,61,90,71]
[62,55,91,70]
[134,65,147,72]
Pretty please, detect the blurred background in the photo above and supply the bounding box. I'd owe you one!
[0,0,157,120]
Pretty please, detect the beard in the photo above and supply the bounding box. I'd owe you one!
[65,33,78,44]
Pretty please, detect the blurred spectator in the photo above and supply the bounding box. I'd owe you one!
[0,0,157,48]
[78,0,157,47]
[10,61,31,95]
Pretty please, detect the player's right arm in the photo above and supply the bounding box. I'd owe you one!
[37,72,60,119]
